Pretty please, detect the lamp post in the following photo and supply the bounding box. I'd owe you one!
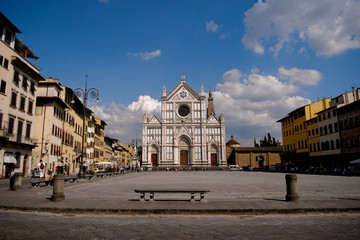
[71,75,99,178]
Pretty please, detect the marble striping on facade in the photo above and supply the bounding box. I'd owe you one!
[142,74,226,167]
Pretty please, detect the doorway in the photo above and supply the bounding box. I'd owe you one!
[180,150,188,166]
[211,153,217,166]
[151,154,157,167]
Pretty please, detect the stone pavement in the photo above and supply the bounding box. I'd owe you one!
[0,171,359,214]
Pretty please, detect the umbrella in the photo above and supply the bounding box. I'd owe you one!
[349,159,360,164]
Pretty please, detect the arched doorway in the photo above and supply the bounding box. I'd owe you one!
[256,155,264,168]
[179,136,190,166]
[149,144,159,167]
[209,144,218,166]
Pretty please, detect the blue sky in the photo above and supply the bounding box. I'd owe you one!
[2,0,360,146]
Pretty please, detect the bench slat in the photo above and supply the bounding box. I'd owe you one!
[134,189,210,193]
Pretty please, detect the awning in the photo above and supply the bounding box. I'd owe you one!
[4,154,17,164]
[350,159,360,164]
[95,162,114,165]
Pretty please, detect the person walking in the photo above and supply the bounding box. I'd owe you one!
[37,160,45,180]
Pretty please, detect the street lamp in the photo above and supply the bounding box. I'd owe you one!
[71,74,99,178]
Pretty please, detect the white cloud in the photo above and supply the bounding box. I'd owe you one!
[127,49,161,60]
[215,67,314,146]
[93,67,318,146]
[91,96,160,144]
[278,67,322,86]
[242,0,360,56]
[206,20,219,32]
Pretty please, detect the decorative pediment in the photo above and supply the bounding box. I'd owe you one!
[165,80,200,101]
[148,138,160,149]
[207,136,219,146]
[174,125,193,143]
[148,115,161,124]
[206,115,219,124]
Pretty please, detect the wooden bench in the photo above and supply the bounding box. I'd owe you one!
[134,189,210,202]
[31,179,53,187]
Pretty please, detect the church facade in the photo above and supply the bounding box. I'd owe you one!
[142,74,226,168]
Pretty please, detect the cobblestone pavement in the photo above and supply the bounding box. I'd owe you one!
[0,210,359,240]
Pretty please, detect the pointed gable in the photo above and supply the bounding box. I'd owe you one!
[149,115,161,124]
[164,79,200,101]
[206,115,220,124]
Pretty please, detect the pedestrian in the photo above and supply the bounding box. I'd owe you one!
[37,160,45,180]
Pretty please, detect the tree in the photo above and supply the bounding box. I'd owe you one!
[255,133,281,147]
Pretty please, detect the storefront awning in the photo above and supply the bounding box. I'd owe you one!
[4,154,17,164]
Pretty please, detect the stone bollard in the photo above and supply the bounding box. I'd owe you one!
[10,172,23,191]
[285,174,300,202]
[51,174,65,202]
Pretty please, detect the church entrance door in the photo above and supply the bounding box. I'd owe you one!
[180,150,188,166]
[211,153,217,166]
[151,154,157,167]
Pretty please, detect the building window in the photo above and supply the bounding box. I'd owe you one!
[5,30,12,45]
[0,112,2,129]
[320,127,323,136]
[3,58,9,69]
[334,122,338,132]
[0,80,6,94]
[26,122,31,138]
[22,77,28,91]
[329,124,333,134]
[10,92,17,107]
[30,81,35,95]
[13,71,20,86]
[0,23,3,38]
[19,96,26,111]
[324,126,328,135]
[8,117,15,135]
[27,100,33,115]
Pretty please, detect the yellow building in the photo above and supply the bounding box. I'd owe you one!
[277,98,331,167]
[307,117,321,157]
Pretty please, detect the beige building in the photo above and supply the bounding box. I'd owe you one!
[93,118,106,163]
[0,12,43,178]
[32,78,67,179]
[59,86,84,174]
[226,136,282,170]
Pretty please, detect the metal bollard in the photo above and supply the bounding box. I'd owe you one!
[51,174,65,202]
[10,172,23,191]
[285,174,300,202]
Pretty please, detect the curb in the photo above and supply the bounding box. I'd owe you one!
[1,206,359,215]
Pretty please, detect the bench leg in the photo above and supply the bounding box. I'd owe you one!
[149,192,154,202]
[191,193,195,202]
[140,192,145,202]
[200,193,205,202]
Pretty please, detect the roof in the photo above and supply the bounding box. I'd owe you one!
[15,37,39,59]
[0,11,21,34]
[11,57,44,82]
[233,146,283,153]
[36,96,68,109]
[226,135,240,146]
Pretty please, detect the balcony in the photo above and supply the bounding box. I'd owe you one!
[6,133,36,146]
